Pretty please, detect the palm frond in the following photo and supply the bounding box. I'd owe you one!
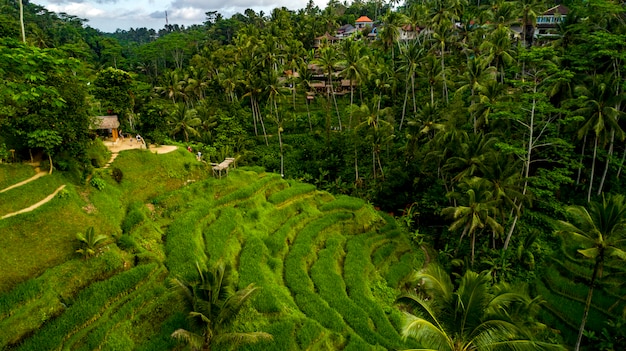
[402,312,452,351]
[213,331,273,347]
[171,328,204,350]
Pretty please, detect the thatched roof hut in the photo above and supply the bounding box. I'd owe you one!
[91,115,120,141]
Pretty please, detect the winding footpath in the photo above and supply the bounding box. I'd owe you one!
[0,170,46,194]
[1,141,178,219]
[1,185,66,219]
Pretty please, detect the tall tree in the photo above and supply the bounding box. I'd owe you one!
[314,46,342,130]
[574,74,625,202]
[442,177,503,264]
[557,194,626,351]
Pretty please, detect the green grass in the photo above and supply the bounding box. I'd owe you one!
[0,163,36,190]
[15,264,156,351]
[0,158,420,350]
[0,173,65,215]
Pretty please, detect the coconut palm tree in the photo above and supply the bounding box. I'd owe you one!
[574,74,625,202]
[168,103,201,142]
[456,56,497,133]
[442,177,503,265]
[556,194,626,351]
[171,261,273,351]
[338,39,369,129]
[314,46,342,130]
[397,40,425,130]
[397,264,564,351]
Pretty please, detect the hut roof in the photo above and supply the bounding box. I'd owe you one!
[356,16,373,23]
[92,115,120,130]
[544,4,569,15]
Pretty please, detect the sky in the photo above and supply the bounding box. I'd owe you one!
[31,0,328,33]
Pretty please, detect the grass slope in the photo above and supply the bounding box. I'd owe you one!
[0,150,423,350]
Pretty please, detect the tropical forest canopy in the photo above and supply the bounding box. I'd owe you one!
[2,0,626,349]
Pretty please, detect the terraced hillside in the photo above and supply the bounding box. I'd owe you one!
[0,154,423,350]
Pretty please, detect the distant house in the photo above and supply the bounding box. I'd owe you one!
[313,32,340,48]
[337,24,357,38]
[355,16,374,30]
[399,24,419,41]
[535,4,569,40]
[92,115,120,141]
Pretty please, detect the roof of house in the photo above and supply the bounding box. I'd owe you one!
[315,32,339,41]
[338,24,355,32]
[401,24,420,31]
[92,115,120,130]
[543,4,569,15]
[355,16,373,23]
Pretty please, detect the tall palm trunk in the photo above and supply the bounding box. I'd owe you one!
[577,134,587,185]
[349,79,355,129]
[575,257,602,351]
[587,135,598,202]
[400,69,411,131]
[328,74,342,130]
[306,99,312,132]
[19,0,26,43]
[597,129,615,196]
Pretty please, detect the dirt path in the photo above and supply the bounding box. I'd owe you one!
[103,139,178,168]
[1,185,66,219]
[0,169,46,194]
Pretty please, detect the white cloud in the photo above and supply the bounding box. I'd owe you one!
[46,2,107,18]
[32,0,328,32]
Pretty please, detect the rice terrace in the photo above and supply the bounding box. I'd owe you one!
[0,147,422,350]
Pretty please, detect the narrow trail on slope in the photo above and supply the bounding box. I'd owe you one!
[1,185,67,219]
[0,169,46,193]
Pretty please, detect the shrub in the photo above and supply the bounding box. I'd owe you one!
[90,177,106,191]
[121,202,147,234]
[111,167,123,183]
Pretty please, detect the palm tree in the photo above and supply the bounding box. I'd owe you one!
[442,177,503,265]
[397,264,564,351]
[314,46,342,130]
[338,39,369,129]
[556,194,626,351]
[155,70,186,104]
[168,103,201,142]
[353,102,394,180]
[574,74,625,202]
[479,153,527,250]
[469,80,507,132]
[378,10,408,58]
[444,133,498,184]
[517,0,545,47]
[76,227,107,259]
[397,40,425,130]
[480,24,516,83]
[171,261,273,350]
[456,56,497,133]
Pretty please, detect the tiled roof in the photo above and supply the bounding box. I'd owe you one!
[356,16,373,23]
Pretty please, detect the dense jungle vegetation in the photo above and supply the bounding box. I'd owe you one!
[2,0,626,349]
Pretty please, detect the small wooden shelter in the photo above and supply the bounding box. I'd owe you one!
[92,115,120,141]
